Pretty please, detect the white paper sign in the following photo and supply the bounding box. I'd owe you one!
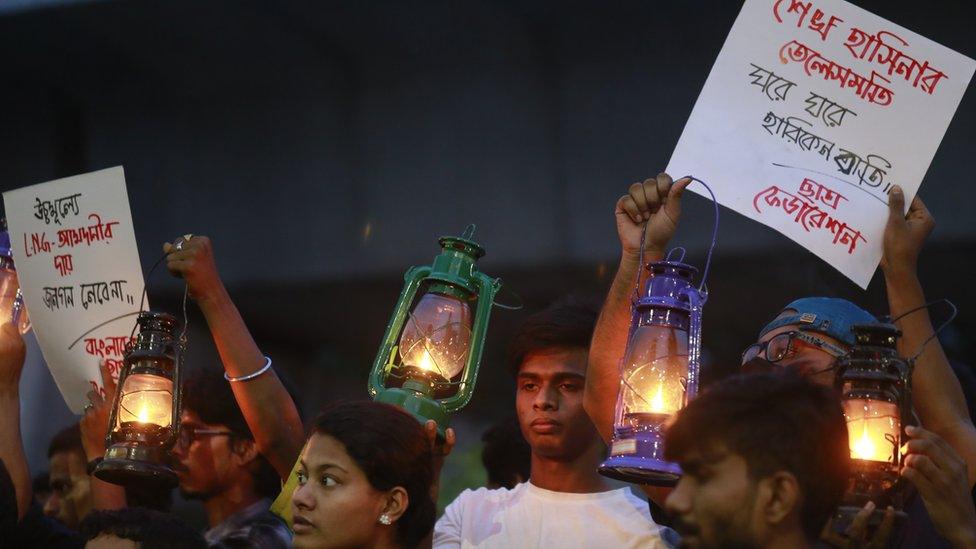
[3,167,146,413]
[667,0,975,288]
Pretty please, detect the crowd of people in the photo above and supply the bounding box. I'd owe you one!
[1,174,975,548]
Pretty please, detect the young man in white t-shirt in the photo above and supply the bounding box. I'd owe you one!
[434,299,675,548]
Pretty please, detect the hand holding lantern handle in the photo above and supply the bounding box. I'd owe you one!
[615,174,691,262]
[587,175,692,444]
[163,235,304,481]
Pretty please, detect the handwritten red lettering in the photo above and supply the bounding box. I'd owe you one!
[23,232,53,258]
[753,180,865,255]
[83,336,135,358]
[87,379,106,399]
[843,28,948,96]
[779,40,894,107]
[105,359,124,381]
[53,254,74,277]
[56,213,120,249]
[773,0,843,41]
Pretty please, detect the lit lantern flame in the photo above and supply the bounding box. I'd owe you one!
[416,346,436,373]
[117,373,174,428]
[844,398,899,463]
[398,293,473,380]
[620,325,688,417]
[650,384,666,413]
[852,423,876,461]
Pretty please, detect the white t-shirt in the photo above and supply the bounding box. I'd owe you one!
[433,481,675,548]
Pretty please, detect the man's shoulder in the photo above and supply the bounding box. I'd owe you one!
[445,483,527,513]
[453,483,525,502]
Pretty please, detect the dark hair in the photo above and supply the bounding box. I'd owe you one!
[79,507,206,548]
[664,372,849,540]
[312,401,435,548]
[481,416,530,489]
[182,367,280,498]
[47,423,84,458]
[507,296,599,376]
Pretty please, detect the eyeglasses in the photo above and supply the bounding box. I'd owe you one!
[741,330,848,365]
[177,425,234,449]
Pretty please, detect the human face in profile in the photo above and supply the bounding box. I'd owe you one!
[291,433,401,549]
[665,446,765,549]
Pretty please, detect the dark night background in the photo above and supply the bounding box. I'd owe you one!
[2,0,973,515]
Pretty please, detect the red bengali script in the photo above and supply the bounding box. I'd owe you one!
[83,336,133,381]
[22,213,120,258]
[753,178,865,255]
[773,0,843,42]
[83,335,133,358]
[772,0,948,107]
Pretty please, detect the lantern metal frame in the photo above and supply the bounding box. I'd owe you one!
[599,176,719,486]
[94,311,184,488]
[599,255,707,486]
[834,322,912,524]
[368,225,501,437]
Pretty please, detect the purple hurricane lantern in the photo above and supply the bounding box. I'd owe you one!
[598,177,718,486]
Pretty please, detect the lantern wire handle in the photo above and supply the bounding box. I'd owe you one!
[632,175,720,302]
[886,298,958,363]
[130,250,192,352]
[683,176,720,293]
[666,247,687,263]
[492,283,524,310]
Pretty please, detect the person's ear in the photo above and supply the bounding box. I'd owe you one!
[381,486,410,524]
[230,437,261,467]
[760,471,801,526]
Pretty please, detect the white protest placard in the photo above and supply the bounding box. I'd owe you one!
[667,0,975,288]
[3,167,146,413]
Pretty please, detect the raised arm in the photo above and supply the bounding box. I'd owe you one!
[584,174,689,444]
[165,236,304,479]
[881,186,976,486]
[80,361,128,510]
[0,322,30,520]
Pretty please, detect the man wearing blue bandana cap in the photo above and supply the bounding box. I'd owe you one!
[585,176,976,548]
[742,297,878,386]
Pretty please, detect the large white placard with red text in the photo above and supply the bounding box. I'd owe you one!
[3,167,146,412]
[667,0,974,288]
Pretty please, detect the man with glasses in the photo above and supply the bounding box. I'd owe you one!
[740,297,866,385]
[172,367,291,548]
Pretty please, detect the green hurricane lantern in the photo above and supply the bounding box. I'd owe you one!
[368,225,501,435]
[95,311,183,488]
